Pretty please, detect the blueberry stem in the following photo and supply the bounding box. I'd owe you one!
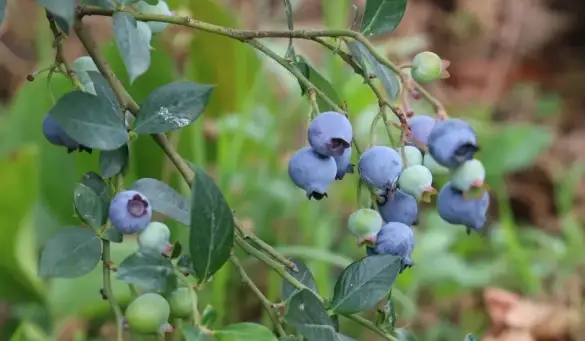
[229,253,286,337]
[102,240,124,341]
[46,11,83,91]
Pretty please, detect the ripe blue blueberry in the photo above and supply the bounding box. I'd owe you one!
[307,111,353,157]
[397,165,436,203]
[333,147,355,180]
[398,145,423,167]
[407,115,435,147]
[358,146,403,191]
[427,118,478,168]
[347,208,384,246]
[370,222,415,272]
[450,158,486,192]
[288,146,337,200]
[42,115,92,154]
[422,153,449,176]
[109,190,153,234]
[437,181,490,234]
[138,222,172,256]
[377,189,419,226]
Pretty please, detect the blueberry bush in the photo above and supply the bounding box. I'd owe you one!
[0,0,567,341]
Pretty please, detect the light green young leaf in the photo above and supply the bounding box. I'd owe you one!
[113,12,151,84]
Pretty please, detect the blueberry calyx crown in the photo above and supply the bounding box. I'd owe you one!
[127,194,149,217]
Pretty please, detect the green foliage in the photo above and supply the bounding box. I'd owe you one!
[360,0,407,36]
[99,144,129,179]
[183,325,216,341]
[281,258,318,300]
[117,251,177,293]
[73,183,104,229]
[129,178,190,225]
[36,0,75,31]
[113,12,152,84]
[214,323,278,341]
[294,57,343,112]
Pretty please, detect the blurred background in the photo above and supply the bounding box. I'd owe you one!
[1,0,585,340]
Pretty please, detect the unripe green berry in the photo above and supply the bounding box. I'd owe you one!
[347,208,383,246]
[125,293,170,335]
[423,153,449,176]
[168,287,195,319]
[411,51,443,84]
[450,158,485,192]
[397,145,423,168]
[398,165,436,203]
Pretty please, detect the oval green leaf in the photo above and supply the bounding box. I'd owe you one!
[49,91,128,150]
[87,71,120,111]
[360,0,407,37]
[113,12,151,84]
[133,81,215,134]
[189,165,234,281]
[80,171,111,225]
[281,257,318,301]
[37,0,75,32]
[99,144,129,179]
[129,178,190,225]
[73,183,103,229]
[183,325,216,341]
[330,254,402,314]
[38,227,102,278]
[215,323,278,341]
[294,57,342,112]
[117,251,177,293]
[352,41,400,101]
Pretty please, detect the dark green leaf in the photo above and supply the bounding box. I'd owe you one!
[113,12,151,84]
[353,41,400,101]
[117,251,177,293]
[38,227,102,278]
[345,41,368,76]
[331,314,340,332]
[87,71,120,111]
[80,0,113,9]
[170,241,182,259]
[183,325,216,341]
[129,178,190,225]
[215,323,278,341]
[360,0,407,36]
[189,166,234,281]
[294,57,342,112]
[73,183,103,229]
[36,0,75,32]
[120,0,140,4]
[80,171,111,225]
[133,81,214,134]
[284,289,356,341]
[480,123,553,176]
[49,91,128,150]
[330,254,401,314]
[99,144,129,179]
[103,227,123,243]
[464,334,478,341]
[201,304,218,327]
[281,257,318,300]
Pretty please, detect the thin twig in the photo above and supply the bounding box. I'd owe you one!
[230,253,286,337]
[235,222,298,272]
[47,12,82,89]
[344,314,399,341]
[102,240,124,341]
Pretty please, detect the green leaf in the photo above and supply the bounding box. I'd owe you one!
[279,337,301,341]
[117,251,177,293]
[104,227,123,243]
[201,305,218,327]
[352,41,400,101]
[464,334,478,341]
[80,171,111,225]
[87,71,120,111]
[129,178,190,225]
[120,0,140,4]
[284,289,356,341]
[330,254,401,314]
[215,323,278,341]
[281,257,318,300]
[36,0,75,32]
[113,12,151,84]
[182,325,216,341]
[49,91,128,150]
[189,166,234,281]
[376,298,396,333]
[294,57,342,112]
[73,183,103,229]
[170,241,182,259]
[360,0,407,36]
[345,41,368,76]
[38,227,102,278]
[133,81,214,134]
[99,144,129,179]
[80,0,113,9]
[480,123,553,176]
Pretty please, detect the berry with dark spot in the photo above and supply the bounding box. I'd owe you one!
[377,189,418,226]
[333,147,355,180]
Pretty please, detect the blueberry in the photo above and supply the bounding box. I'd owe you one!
[377,189,418,226]
[450,158,486,192]
[358,146,403,191]
[333,147,355,180]
[347,208,384,246]
[109,190,153,234]
[42,115,93,154]
[397,165,436,203]
[407,115,435,147]
[398,145,423,167]
[138,222,172,256]
[134,0,172,33]
[427,118,479,168]
[288,146,337,200]
[422,153,449,176]
[410,51,447,84]
[308,111,353,157]
[437,181,490,234]
[370,222,415,272]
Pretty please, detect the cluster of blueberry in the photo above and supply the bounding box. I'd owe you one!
[289,110,489,273]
